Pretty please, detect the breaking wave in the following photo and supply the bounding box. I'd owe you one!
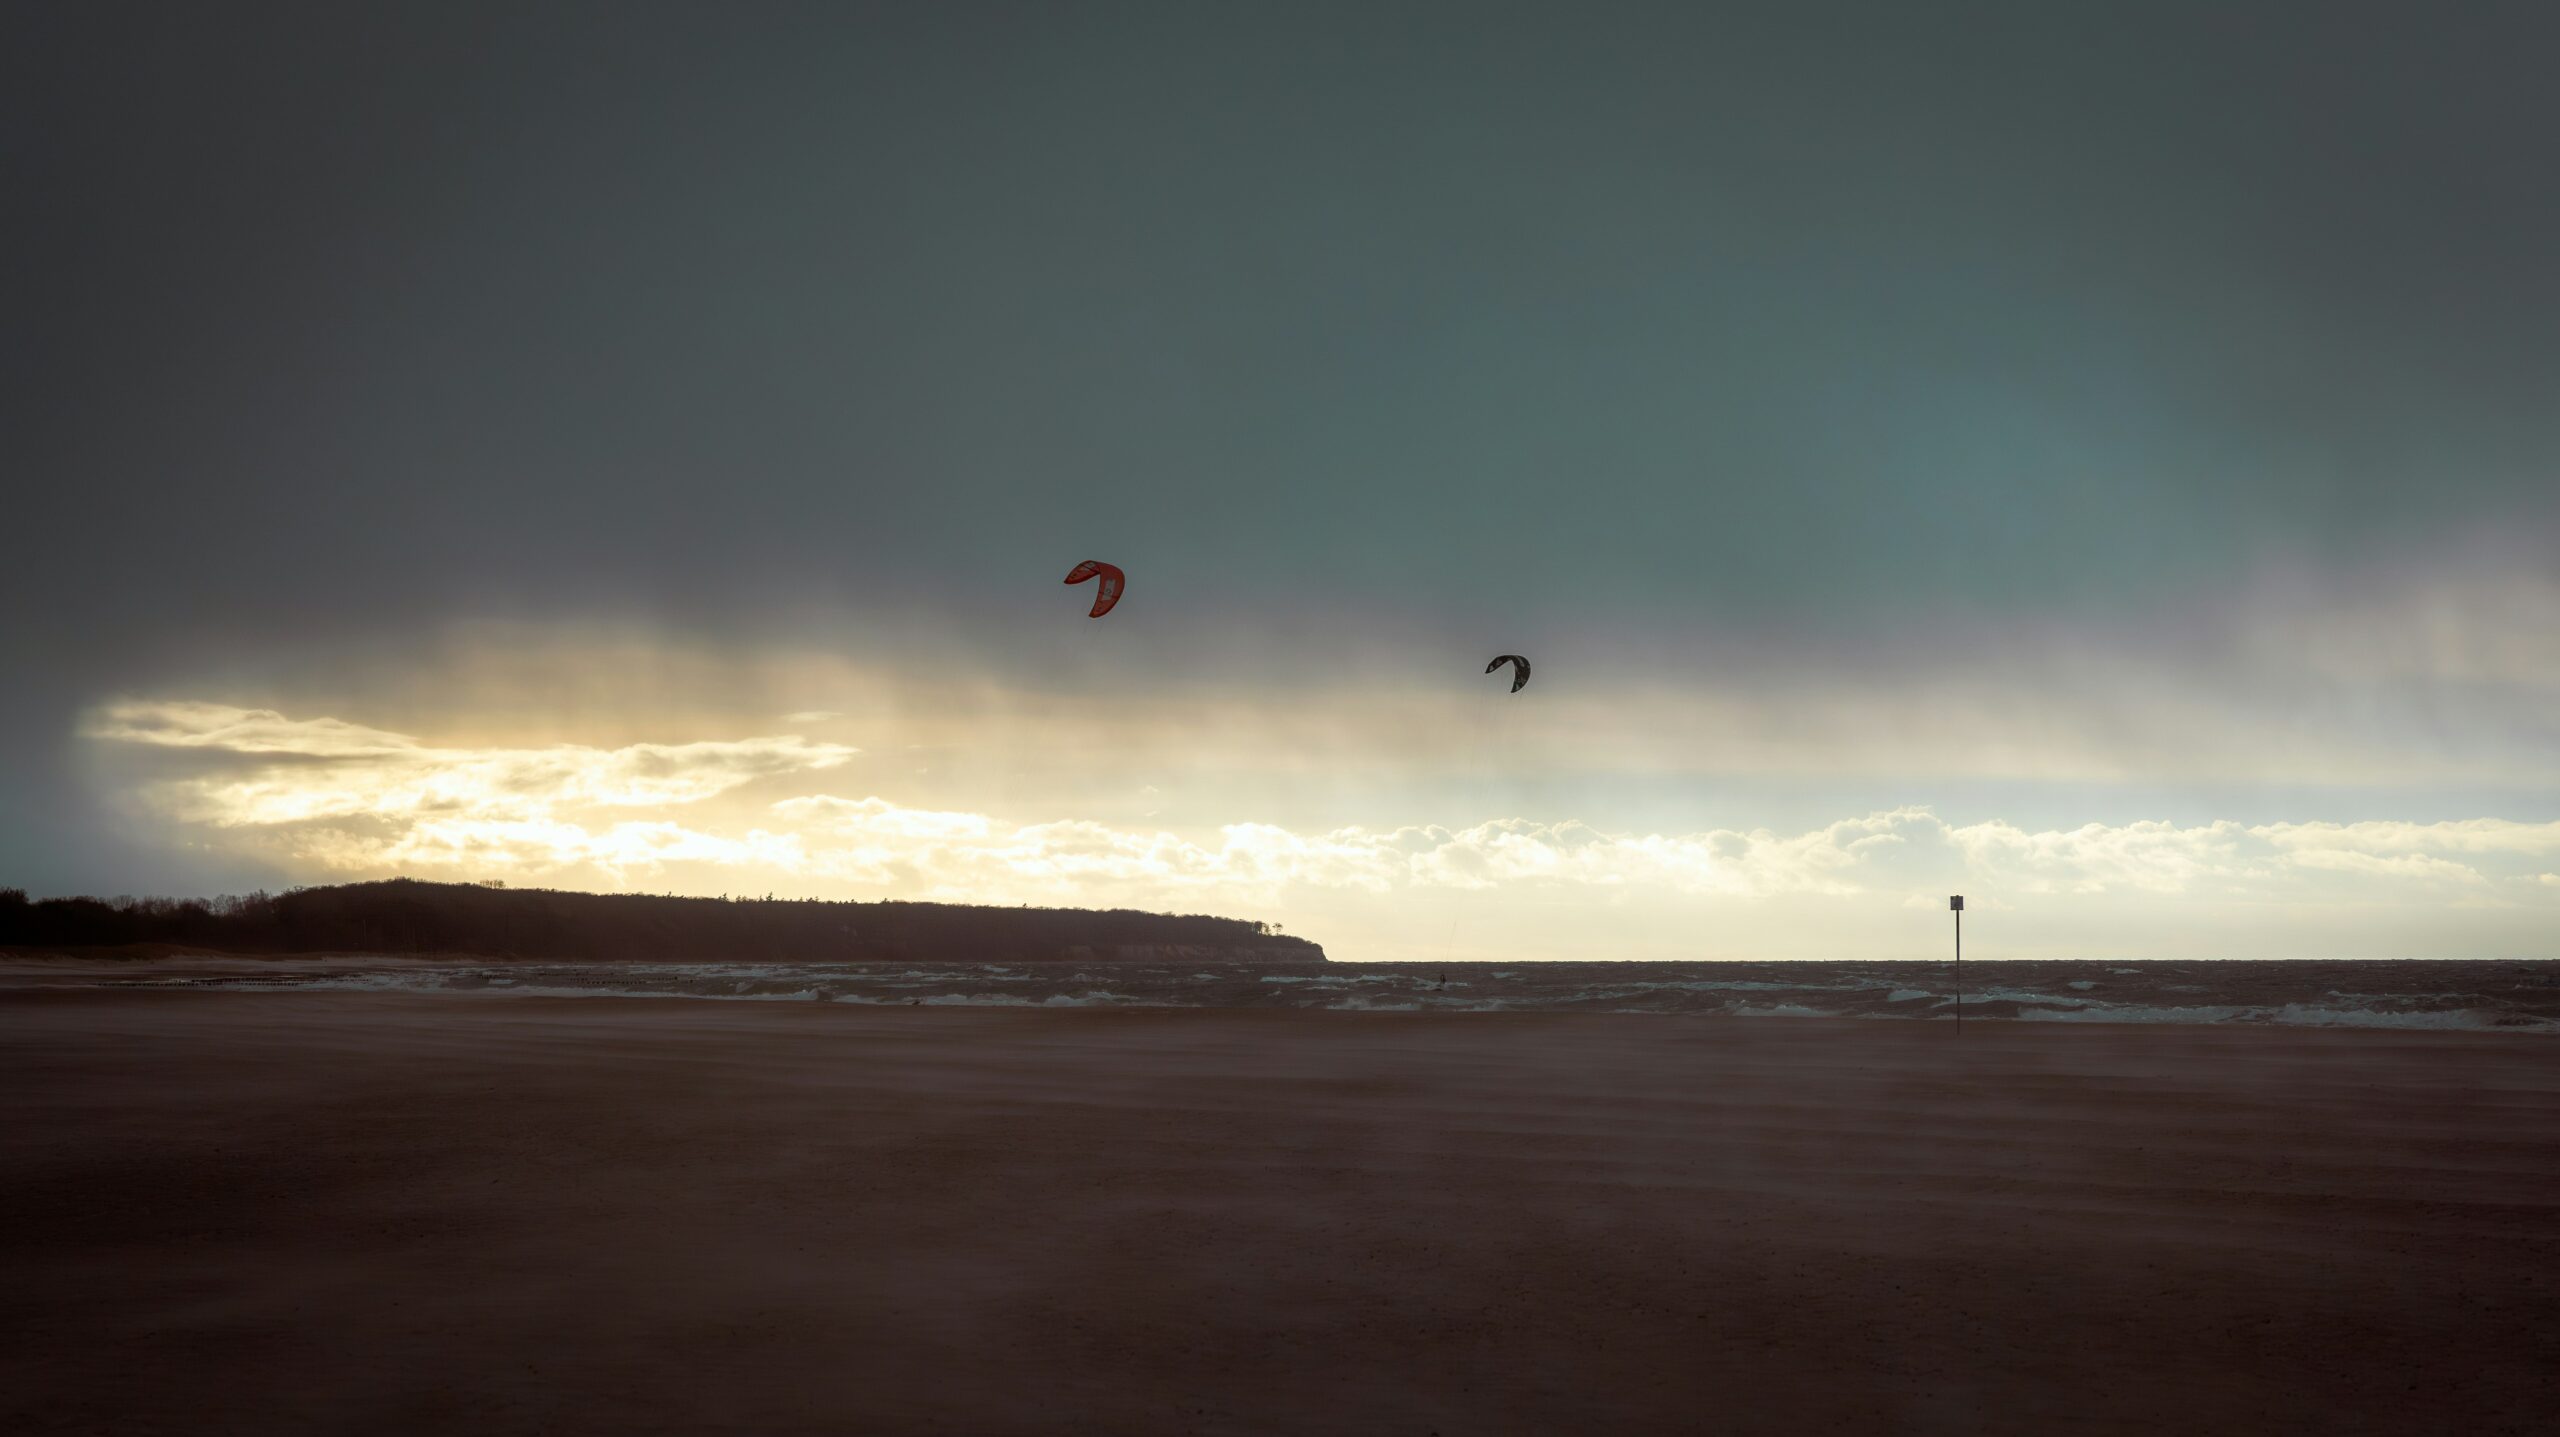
[23,957,2558,1032]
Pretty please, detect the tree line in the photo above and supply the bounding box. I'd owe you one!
[0,878,1324,963]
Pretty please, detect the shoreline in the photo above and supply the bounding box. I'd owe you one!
[8,954,2554,1034]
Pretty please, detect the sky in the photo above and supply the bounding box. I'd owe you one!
[7,2,2558,961]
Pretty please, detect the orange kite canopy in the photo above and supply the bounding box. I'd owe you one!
[1063,560,1126,618]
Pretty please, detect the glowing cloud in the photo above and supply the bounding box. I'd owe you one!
[77,701,2560,914]
[73,699,2560,962]
[86,701,857,830]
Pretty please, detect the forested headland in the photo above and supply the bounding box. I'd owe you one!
[0,878,1325,964]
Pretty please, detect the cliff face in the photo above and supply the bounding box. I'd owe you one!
[0,880,1328,964]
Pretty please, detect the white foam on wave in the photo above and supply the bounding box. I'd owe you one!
[2016,1004,2255,1024]
[1673,979,1846,992]
[268,973,446,992]
[2267,1004,2551,1031]
[860,990,1152,1008]
[1942,987,2096,1009]
[1049,991,1145,1007]
[1886,988,1934,1002]
[1569,978,1860,998]
[426,983,829,1002]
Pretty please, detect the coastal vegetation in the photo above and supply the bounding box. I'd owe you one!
[0,879,1323,964]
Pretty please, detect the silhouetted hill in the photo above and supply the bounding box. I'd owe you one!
[0,879,1325,964]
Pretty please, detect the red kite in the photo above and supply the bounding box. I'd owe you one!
[1064,561,1126,618]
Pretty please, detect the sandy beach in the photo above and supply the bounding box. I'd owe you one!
[4,990,2554,1435]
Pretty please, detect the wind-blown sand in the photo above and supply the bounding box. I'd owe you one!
[3,991,2554,1435]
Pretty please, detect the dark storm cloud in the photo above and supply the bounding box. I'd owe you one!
[6,2,2559,886]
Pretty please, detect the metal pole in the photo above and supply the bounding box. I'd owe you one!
[1950,895,1965,1035]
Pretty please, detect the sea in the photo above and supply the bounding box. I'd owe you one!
[32,957,2560,1032]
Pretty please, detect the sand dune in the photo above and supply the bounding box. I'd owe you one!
[3,991,2554,1434]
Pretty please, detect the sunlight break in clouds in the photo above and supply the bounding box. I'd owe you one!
[80,704,2560,938]
[87,701,856,829]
